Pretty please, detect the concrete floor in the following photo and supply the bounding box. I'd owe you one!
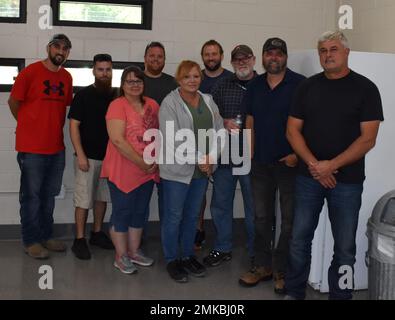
[0,229,368,300]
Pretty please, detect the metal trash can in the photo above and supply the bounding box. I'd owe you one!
[366,190,395,300]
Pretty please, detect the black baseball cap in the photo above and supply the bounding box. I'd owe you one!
[262,38,287,55]
[48,34,72,49]
[231,44,254,60]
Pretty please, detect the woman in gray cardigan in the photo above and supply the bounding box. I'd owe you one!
[159,60,225,283]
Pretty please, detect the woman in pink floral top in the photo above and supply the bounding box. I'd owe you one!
[101,66,159,274]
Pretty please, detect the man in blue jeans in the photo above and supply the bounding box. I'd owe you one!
[285,31,383,300]
[203,45,257,268]
[8,34,73,259]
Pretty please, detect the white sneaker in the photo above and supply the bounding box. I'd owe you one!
[129,251,154,267]
[114,255,138,274]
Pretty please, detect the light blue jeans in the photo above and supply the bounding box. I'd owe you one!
[161,178,208,262]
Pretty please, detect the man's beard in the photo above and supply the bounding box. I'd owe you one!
[263,61,287,75]
[235,67,252,79]
[204,61,221,72]
[95,78,112,94]
[146,64,164,76]
[49,53,65,66]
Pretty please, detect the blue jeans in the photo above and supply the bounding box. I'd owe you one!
[161,178,208,262]
[285,175,363,300]
[17,151,65,246]
[108,180,154,232]
[210,166,255,257]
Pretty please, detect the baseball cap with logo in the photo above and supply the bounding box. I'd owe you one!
[262,38,287,55]
[48,34,72,49]
[231,44,253,60]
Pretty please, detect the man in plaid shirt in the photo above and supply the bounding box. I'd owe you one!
[203,44,257,269]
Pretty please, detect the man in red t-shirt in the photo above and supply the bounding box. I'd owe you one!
[8,34,73,259]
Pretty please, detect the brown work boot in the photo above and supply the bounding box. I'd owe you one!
[42,239,67,252]
[239,266,273,287]
[274,272,286,294]
[24,243,49,259]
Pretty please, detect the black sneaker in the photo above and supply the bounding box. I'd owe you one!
[89,231,114,250]
[182,256,206,277]
[71,238,91,260]
[166,260,188,283]
[194,229,205,250]
[203,250,232,267]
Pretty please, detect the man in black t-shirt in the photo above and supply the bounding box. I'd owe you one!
[285,31,384,300]
[68,54,117,260]
[199,39,233,94]
[143,42,178,105]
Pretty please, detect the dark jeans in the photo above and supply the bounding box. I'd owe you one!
[285,175,363,300]
[210,165,255,257]
[251,160,296,272]
[17,151,65,246]
[108,180,154,232]
[161,178,208,262]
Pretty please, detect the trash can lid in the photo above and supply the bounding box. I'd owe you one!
[369,190,395,236]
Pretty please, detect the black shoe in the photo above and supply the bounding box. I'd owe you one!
[182,256,206,277]
[194,230,205,249]
[89,231,114,250]
[166,260,188,283]
[71,238,91,260]
[203,250,232,267]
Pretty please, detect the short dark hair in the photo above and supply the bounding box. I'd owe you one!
[201,40,224,56]
[144,41,166,57]
[119,65,145,104]
[93,53,112,65]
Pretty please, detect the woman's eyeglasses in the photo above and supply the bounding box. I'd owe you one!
[124,79,144,86]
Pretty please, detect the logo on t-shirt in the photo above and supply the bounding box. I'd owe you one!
[43,80,65,96]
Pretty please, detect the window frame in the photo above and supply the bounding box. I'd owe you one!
[50,0,153,30]
[0,58,25,92]
[0,0,27,23]
[63,60,144,93]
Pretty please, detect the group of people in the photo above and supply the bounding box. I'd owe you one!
[8,30,383,300]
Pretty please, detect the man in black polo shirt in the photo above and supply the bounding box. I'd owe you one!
[68,54,117,260]
[240,38,305,294]
[285,31,383,300]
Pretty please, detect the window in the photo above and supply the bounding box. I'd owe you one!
[51,0,153,30]
[0,58,25,92]
[63,60,144,92]
[0,0,26,23]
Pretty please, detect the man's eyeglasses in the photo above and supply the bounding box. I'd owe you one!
[232,55,253,64]
[125,79,144,86]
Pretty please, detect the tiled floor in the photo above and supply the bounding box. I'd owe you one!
[0,230,367,300]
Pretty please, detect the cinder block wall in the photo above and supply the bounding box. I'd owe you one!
[0,0,337,224]
[340,0,395,53]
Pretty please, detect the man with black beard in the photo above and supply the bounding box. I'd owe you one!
[68,54,117,260]
[8,34,73,259]
[143,42,177,105]
[239,38,305,294]
[200,40,232,94]
[194,40,233,250]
